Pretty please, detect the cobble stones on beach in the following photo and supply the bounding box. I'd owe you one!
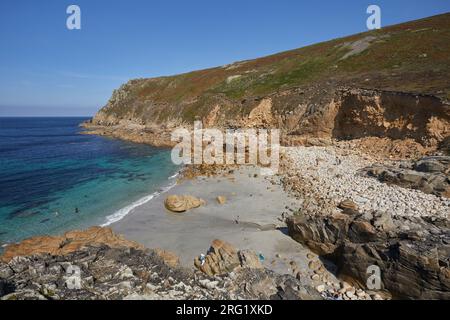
[283,146,449,219]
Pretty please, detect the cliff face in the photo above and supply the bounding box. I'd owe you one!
[330,89,450,147]
[86,13,450,152]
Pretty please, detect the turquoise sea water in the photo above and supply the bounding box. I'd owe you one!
[0,117,179,246]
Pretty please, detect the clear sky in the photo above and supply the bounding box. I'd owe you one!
[0,0,449,116]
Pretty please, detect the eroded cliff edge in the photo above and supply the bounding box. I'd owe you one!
[83,13,450,155]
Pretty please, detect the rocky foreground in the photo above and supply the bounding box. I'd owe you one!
[0,227,323,300]
[281,144,449,299]
[0,245,324,300]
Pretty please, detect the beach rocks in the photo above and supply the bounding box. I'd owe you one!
[303,252,375,300]
[414,156,450,173]
[281,145,450,299]
[164,195,205,213]
[0,241,322,300]
[362,156,450,198]
[316,284,326,293]
[238,250,263,270]
[371,211,395,232]
[0,245,219,300]
[283,146,449,219]
[194,240,240,276]
[0,227,142,263]
[287,211,450,299]
[0,279,15,297]
[153,248,180,268]
[338,199,359,215]
[235,268,322,300]
[194,240,263,277]
[216,196,227,205]
[440,136,450,155]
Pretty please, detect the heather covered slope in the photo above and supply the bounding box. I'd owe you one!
[88,13,450,151]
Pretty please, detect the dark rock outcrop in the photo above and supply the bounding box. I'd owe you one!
[0,231,322,300]
[362,156,450,198]
[194,239,263,276]
[0,245,221,300]
[0,279,15,297]
[286,212,450,299]
[440,136,450,155]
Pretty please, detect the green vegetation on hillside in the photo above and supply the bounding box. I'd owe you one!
[100,13,450,122]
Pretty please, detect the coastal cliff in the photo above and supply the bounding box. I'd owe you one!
[77,13,449,300]
[2,14,449,301]
[83,13,450,154]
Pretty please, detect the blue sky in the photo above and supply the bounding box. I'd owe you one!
[0,0,449,116]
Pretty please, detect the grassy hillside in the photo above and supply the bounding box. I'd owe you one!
[95,13,450,123]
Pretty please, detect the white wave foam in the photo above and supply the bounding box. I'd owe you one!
[101,182,176,227]
[168,171,180,180]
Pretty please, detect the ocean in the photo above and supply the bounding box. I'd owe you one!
[0,117,179,246]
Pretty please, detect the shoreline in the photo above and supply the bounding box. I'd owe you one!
[107,162,360,297]
[0,120,181,249]
[106,140,449,298]
[100,170,182,227]
[109,165,308,268]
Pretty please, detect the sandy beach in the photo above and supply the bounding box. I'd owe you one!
[108,142,449,299]
[111,165,325,278]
